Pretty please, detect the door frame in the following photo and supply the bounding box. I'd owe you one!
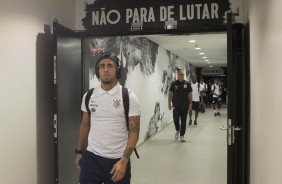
[226,12,250,184]
[53,11,250,183]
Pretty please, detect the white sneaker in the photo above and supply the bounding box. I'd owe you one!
[180,136,186,142]
[175,131,179,139]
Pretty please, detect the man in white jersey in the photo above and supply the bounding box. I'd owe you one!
[199,77,207,109]
[211,78,222,116]
[188,75,200,125]
[75,52,141,184]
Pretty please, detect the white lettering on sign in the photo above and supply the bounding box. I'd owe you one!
[90,3,221,26]
[160,6,175,21]
[179,3,219,20]
[126,7,155,23]
[92,8,121,25]
[201,68,224,75]
[107,10,120,24]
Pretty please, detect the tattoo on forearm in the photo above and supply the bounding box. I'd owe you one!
[123,147,134,158]
[128,116,140,133]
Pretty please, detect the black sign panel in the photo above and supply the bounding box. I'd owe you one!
[201,68,224,75]
[82,0,231,34]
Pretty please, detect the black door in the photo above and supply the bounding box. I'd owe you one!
[226,12,250,184]
[53,21,83,184]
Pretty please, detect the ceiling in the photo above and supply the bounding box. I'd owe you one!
[144,33,227,68]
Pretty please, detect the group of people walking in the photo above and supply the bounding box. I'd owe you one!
[168,69,224,142]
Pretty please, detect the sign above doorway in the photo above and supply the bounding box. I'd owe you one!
[201,67,224,76]
[81,0,231,34]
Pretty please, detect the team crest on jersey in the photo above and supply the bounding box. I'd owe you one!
[184,84,187,88]
[91,108,96,112]
[113,99,121,108]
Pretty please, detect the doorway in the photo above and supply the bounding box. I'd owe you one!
[53,12,249,184]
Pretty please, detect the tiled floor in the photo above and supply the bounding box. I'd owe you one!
[131,107,227,184]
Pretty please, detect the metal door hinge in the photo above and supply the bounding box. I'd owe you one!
[53,56,57,85]
[53,114,57,138]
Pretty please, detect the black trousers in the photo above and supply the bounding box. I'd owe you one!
[173,108,188,136]
[79,151,131,184]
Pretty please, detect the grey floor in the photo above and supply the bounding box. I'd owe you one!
[131,107,227,184]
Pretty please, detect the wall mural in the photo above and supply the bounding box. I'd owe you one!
[85,36,195,144]
[122,37,159,76]
[145,102,165,139]
[186,62,194,83]
[87,37,122,82]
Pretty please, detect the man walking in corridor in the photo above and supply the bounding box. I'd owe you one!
[168,69,192,142]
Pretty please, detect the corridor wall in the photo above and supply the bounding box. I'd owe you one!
[85,36,196,145]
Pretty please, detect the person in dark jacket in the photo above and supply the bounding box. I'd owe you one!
[168,69,192,142]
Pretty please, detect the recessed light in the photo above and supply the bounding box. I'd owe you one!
[205,59,209,61]
[189,40,196,43]
[199,53,205,55]
[203,56,207,59]
[209,65,213,68]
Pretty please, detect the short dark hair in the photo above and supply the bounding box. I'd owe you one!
[95,52,122,79]
[97,52,120,66]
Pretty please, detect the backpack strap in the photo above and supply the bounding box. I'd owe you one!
[85,88,94,116]
[122,86,129,129]
[122,86,140,159]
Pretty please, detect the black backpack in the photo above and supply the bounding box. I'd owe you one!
[212,84,221,93]
[85,86,140,159]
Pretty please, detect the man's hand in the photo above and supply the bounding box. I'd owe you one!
[75,154,82,170]
[110,158,128,182]
[168,103,172,110]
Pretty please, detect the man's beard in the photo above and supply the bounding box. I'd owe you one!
[101,78,115,84]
